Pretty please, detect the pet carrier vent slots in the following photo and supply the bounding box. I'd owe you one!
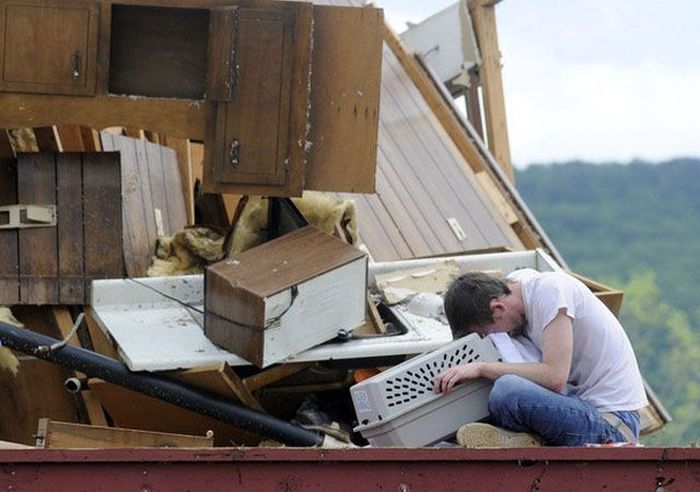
[351,333,501,447]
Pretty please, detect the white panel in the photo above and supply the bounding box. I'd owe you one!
[90,250,561,371]
[400,1,480,87]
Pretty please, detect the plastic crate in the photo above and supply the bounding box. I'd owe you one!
[351,333,501,447]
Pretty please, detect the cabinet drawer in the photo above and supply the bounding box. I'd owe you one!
[0,0,99,95]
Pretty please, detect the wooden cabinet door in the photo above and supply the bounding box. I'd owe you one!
[0,0,99,95]
[203,3,313,197]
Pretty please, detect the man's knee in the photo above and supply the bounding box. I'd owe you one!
[488,374,529,414]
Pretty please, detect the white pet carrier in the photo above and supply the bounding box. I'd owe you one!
[351,333,501,447]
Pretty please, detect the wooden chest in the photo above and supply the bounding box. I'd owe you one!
[205,226,367,368]
[0,152,124,305]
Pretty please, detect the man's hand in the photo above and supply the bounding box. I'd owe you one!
[434,362,483,393]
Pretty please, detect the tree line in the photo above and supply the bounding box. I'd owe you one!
[516,158,700,445]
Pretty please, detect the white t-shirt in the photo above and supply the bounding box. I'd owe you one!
[507,269,648,412]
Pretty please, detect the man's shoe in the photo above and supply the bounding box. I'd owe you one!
[456,422,542,448]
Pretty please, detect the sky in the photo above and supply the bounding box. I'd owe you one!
[376,0,700,167]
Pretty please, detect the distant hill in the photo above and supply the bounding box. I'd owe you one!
[516,158,700,327]
[515,158,700,444]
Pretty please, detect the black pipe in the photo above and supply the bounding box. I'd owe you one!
[0,321,323,447]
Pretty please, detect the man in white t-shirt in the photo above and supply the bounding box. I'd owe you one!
[436,269,648,446]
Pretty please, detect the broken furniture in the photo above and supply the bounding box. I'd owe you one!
[205,226,367,367]
[0,152,123,304]
[0,0,383,196]
[351,333,500,447]
[0,319,326,447]
[36,419,214,449]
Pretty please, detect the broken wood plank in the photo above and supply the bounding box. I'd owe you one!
[36,418,213,449]
[162,135,195,225]
[243,362,313,392]
[50,307,109,426]
[0,306,82,445]
[56,153,85,303]
[33,126,61,152]
[0,156,19,304]
[82,152,124,296]
[467,0,514,181]
[55,124,86,152]
[170,363,262,411]
[103,134,151,277]
[160,144,188,233]
[17,153,58,303]
[88,379,260,447]
[83,307,120,360]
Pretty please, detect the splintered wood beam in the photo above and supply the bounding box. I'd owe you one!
[467,0,514,182]
[171,363,263,411]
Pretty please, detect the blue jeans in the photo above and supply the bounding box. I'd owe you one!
[488,375,640,446]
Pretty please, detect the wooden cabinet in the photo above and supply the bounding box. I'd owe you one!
[0,1,382,196]
[0,0,99,96]
[204,3,313,197]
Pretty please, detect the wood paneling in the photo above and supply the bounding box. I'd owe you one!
[305,5,383,193]
[82,152,124,294]
[102,133,187,277]
[17,153,59,303]
[0,157,19,303]
[56,153,85,302]
[0,152,124,304]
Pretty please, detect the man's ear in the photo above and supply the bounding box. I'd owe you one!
[489,298,505,318]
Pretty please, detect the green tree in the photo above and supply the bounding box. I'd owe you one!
[620,271,700,445]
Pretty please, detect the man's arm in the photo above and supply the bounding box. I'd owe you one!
[435,309,573,393]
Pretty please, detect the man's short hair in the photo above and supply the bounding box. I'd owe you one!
[443,272,511,339]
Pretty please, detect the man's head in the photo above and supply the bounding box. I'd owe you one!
[443,272,524,339]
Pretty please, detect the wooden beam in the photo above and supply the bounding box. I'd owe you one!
[83,307,120,360]
[55,124,87,152]
[467,0,514,182]
[171,363,263,411]
[36,418,214,449]
[0,94,207,139]
[162,135,195,224]
[51,307,110,427]
[243,362,313,392]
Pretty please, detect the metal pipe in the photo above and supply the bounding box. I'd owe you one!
[64,376,87,394]
[0,321,323,447]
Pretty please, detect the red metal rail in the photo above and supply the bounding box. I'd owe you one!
[0,447,697,491]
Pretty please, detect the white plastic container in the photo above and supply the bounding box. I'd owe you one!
[351,333,501,447]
